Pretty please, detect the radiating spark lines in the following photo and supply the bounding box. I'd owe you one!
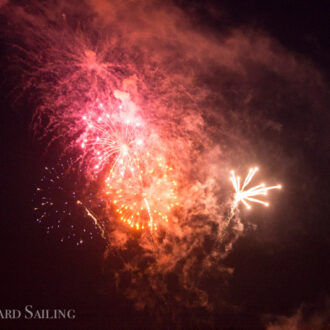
[105,155,178,231]
[77,200,106,239]
[80,110,144,175]
[230,167,281,209]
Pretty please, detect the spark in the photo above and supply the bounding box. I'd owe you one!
[33,159,106,244]
[144,198,153,229]
[230,167,281,209]
[105,155,178,231]
[78,105,145,176]
[77,200,106,240]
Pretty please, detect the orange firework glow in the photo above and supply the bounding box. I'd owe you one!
[230,167,281,209]
[105,153,178,231]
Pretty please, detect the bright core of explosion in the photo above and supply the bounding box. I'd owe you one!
[78,101,145,175]
[105,154,178,231]
[230,167,282,209]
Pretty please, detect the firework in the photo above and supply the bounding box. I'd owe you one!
[230,167,281,209]
[104,153,178,231]
[33,159,106,245]
[78,101,145,176]
[76,200,106,240]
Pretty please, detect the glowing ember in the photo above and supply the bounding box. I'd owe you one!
[105,154,178,231]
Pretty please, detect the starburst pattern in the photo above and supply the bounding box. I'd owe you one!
[230,167,281,209]
[105,154,178,230]
[78,102,145,175]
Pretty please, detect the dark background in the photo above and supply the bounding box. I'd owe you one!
[1,1,330,329]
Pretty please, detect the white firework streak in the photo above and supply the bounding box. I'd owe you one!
[230,167,282,209]
[80,112,144,175]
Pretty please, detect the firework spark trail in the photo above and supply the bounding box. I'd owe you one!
[78,104,145,175]
[76,200,106,240]
[230,167,282,210]
[4,3,134,167]
[143,198,153,229]
[33,160,106,245]
[105,153,178,231]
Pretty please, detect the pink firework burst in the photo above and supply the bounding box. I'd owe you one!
[77,100,146,176]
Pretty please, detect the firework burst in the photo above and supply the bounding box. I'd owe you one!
[230,167,282,209]
[104,153,178,231]
[33,159,107,245]
[78,100,145,176]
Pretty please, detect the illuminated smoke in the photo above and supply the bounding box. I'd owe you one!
[2,0,326,325]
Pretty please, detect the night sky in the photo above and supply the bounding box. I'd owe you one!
[1,1,330,329]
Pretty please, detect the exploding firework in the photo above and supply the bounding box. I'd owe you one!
[230,167,282,209]
[1,1,293,325]
[33,159,107,245]
[104,153,178,231]
[77,100,145,176]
